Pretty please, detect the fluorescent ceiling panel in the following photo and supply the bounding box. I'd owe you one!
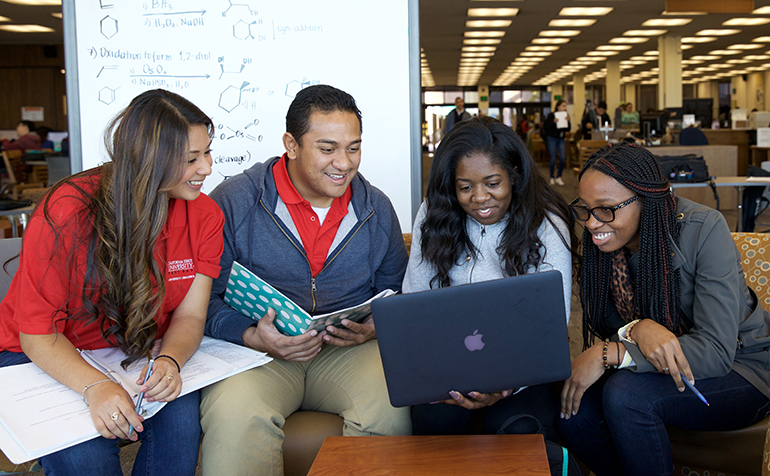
[643,18,692,26]
[0,24,54,32]
[558,7,613,16]
[538,30,581,37]
[696,29,741,36]
[467,8,519,17]
[548,19,596,27]
[464,31,506,38]
[723,18,770,26]
[466,20,512,28]
[624,29,668,36]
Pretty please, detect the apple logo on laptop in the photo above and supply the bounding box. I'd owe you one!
[464,329,485,351]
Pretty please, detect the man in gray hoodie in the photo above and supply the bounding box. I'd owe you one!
[200,85,410,475]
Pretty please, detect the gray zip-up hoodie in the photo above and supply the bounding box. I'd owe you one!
[204,156,408,345]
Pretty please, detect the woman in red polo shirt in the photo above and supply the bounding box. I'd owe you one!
[0,89,224,476]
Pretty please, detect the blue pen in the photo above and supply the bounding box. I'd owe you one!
[129,359,154,438]
[680,371,709,406]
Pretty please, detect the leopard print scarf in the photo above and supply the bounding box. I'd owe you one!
[611,248,637,323]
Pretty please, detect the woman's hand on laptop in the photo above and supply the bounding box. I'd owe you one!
[442,389,514,409]
[323,316,376,347]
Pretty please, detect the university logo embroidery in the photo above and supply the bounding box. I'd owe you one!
[168,259,195,281]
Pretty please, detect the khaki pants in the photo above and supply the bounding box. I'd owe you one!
[199,339,411,476]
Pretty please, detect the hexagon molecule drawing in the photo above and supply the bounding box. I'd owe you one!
[98,87,118,105]
[219,82,250,113]
[100,15,118,40]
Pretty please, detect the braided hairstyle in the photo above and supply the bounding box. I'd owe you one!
[579,142,681,346]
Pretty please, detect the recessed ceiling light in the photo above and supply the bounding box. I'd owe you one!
[461,52,495,57]
[682,45,694,50]
[729,44,763,50]
[587,51,618,56]
[624,29,668,36]
[559,7,613,16]
[464,31,506,38]
[745,55,770,60]
[525,46,559,51]
[643,18,692,26]
[754,6,770,13]
[644,50,660,56]
[753,37,770,43]
[539,30,581,37]
[576,57,598,62]
[610,37,649,44]
[532,38,570,44]
[0,15,10,21]
[521,51,551,56]
[462,46,496,52]
[0,24,54,32]
[466,20,512,28]
[1,0,60,4]
[548,19,596,27]
[709,49,742,55]
[51,12,62,19]
[464,39,501,45]
[467,8,519,17]
[697,29,741,36]
[690,55,720,60]
[723,18,770,26]
[682,36,717,43]
[597,45,632,51]
[727,58,751,64]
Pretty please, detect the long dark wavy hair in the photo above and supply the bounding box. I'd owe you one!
[421,116,579,288]
[578,142,681,346]
[41,89,213,366]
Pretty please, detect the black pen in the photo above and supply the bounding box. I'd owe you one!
[680,371,709,406]
[129,359,154,438]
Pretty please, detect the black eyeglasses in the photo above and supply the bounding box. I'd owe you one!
[569,195,640,223]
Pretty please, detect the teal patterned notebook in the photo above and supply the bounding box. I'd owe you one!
[224,261,395,336]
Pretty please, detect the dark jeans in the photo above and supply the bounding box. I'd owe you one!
[412,383,558,442]
[546,136,567,179]
[0,351,201,476]
[556,369,770,476]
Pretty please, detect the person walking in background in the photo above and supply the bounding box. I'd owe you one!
[444,97,471,134]
[543,99,570,186]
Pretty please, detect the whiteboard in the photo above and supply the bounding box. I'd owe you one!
[62,0,421,230]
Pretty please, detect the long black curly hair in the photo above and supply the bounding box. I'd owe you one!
[421,116,579,289]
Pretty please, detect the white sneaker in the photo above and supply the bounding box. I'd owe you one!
[555,177,565,186]
[549,178,555,185]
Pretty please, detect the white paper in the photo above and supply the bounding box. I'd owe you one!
[757,128,770,148]
[555,111,568,129]
[0,337,271,463]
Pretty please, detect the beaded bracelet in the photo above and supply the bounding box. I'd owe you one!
[156,354,181,373]
[81,378,113,406]
[602,339,610,369]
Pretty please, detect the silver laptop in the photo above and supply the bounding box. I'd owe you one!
[372,270,571,407]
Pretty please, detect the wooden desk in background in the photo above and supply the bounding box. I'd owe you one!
[751,146,770,168]
[307,435,550,476]
[701,129,752,175]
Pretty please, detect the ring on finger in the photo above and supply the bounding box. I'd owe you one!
[166,373,174,381]
[111,411,120,421]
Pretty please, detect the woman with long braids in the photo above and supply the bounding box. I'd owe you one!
[0,89,224,475]
[403,116,579,437]
[558,141,770,476]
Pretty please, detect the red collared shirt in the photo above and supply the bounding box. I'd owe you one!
[273,154,352,277]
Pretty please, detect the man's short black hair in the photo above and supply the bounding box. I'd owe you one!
[19,120,35,130]
[286,85,362,145]
[597,101,607,110]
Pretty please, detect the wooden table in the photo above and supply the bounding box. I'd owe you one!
[307,435,550,476]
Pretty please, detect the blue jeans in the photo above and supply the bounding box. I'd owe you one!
[0,351,201,476]
[556,369,770,476]
[546,136,567,178]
